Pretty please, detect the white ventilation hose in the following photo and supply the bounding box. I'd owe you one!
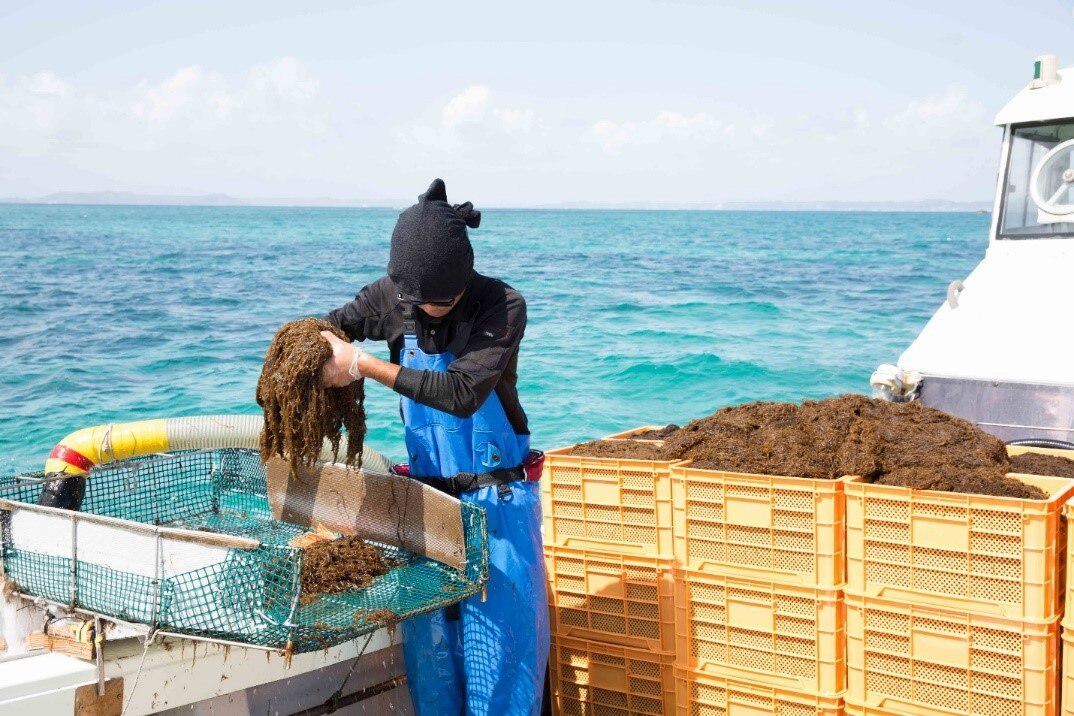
[165,415,394,473]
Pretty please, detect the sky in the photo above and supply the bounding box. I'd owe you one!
[1,0,1072,206]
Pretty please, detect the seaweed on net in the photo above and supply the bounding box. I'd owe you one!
[299,536,399,605]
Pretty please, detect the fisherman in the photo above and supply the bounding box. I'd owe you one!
[319,179,549,715]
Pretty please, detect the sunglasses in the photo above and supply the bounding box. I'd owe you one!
[398,293,459,308]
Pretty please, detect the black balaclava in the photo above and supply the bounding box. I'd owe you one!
[388,178,481,302]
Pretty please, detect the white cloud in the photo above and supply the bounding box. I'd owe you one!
[883,85,993,162]
[0,58,341,196]
[0,70,81,134]
[492,107,536,134]
[128,58,321,126]
[890,85,983,127]
[250,57,320,102]
[587,111,723,155]
[654,111,708,129]
[438,85,538,137]
[23,71,71,97]
[589,119,632,155]
[0,68,999,204]
[130,66,237,123]
[442,85,490,127]
[396,85,546,169]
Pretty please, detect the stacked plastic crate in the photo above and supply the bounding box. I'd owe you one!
[1064,493,1074,716]
[844,445,1074,716]
[670,460,849,715]
[542,427,680,715]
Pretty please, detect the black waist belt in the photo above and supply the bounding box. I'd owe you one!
[423,465,527,497]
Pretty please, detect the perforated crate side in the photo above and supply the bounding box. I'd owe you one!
[1062,629,1074,716]
[671,463,849,587]
[846,591,1059,716]
[845,697,919,716]
[674,667,845,716]
[846,471,1074,621]
[550,634,675,715]
[674,568,845,695]
[541,446,677,557]
[545,544,675,653]
[1061,500,1074,625]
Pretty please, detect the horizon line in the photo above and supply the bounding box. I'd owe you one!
[0,192,994,213]
[0,202,994,213]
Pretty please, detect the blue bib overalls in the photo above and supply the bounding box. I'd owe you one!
[398,315,549,715]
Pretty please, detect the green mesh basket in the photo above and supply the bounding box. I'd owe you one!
[0,449,488,653]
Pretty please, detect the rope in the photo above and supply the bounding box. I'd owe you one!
[121,629,156,715]
[100,423,117,466]
[329,631,377,705]
[0,473,77,492]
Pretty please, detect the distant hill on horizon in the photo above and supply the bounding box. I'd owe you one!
[542,199,993,212]
[0,191,992,212]
[0,191,381,208]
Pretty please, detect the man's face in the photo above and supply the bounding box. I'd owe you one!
[418,291,464,318]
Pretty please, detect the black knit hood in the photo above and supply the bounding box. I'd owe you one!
[387,178,481,302]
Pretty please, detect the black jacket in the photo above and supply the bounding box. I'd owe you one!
[326,273,529,435]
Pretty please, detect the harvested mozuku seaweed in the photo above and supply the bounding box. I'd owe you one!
[634,424,681,440]
[299,537,398,605]
[568,439,665,460]
[567,425,682,458]
[656,395,1045,499]
[660,398,863,479]
[256,317,365,477]
[1009,452,1074,479]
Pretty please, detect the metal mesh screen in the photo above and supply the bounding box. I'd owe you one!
[0,449,488,653]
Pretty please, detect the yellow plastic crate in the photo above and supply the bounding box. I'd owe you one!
[674,667,844,716]
[846,465,1074,620]
[550,634,675,715]
[545,544,675,653]
[844,695,1054,716]
[1062,629,1074,716]
[844,697,919,716]
[674,568,845,695]
[1056,503,1074,623]
[671,462,850,586]
[541,446,678,557]
[846,591,1059,716]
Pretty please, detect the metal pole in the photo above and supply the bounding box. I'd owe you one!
[153,630,286,654]
[12,592,289,655]
[69,514,78,606]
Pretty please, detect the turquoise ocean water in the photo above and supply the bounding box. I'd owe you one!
[0,206,988,477]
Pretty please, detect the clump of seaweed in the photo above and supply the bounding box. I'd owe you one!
[299,537,398,605]
[634,424,681,440]
[256,317,365,476]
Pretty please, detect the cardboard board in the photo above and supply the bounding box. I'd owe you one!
[265,458,468,571]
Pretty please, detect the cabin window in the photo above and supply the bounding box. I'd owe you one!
[999,121,1074,238]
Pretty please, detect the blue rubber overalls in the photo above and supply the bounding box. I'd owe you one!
[398,307,549,716]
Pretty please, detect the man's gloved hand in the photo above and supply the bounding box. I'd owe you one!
[319,330,365,387]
